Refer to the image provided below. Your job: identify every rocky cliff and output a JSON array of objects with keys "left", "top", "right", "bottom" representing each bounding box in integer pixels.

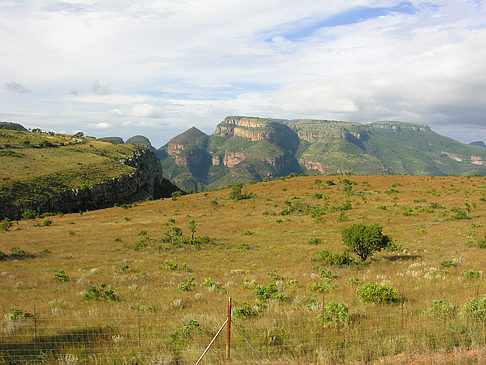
[
  {"left": 0, "top": 148, "right": 180, "bottom": 220},
  {"left": 159, "top": 116, "right": 486, "bottom": 191}
]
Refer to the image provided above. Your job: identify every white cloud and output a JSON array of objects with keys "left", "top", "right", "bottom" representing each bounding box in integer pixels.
[
  {"left": 92, "top": 80, "right": 111, "bottom": 95},
  {"left": 92, "top": 122, "right": 111, "bottom": 129},
  {"left": 109, "top": 108, "right": 123, "bottom": 117},
  {"left": 130, "top": 104, "right": 162, "bottom": 118},
  {"left": 0, "top": 0, "right": 485, "bottom": 144}
]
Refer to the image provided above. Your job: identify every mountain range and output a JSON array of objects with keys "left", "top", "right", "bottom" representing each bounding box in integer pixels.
[{"left": 100, "top": 116, "right": 486, "bottom": 192}]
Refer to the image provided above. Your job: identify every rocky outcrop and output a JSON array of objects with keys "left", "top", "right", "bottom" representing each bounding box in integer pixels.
[
  {"left": 223, "top": 152, "right": 247, "bottom": 168},
  {"left": 214, "top": 117, "right": 299, "bottom": 150},
  {"left": 0, "top": 148, "right": 180, "bottom": 220}
]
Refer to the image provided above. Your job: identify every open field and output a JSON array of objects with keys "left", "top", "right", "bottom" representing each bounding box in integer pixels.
[{"left": 1, "top": 175, "right": 486, "bottom": 364}]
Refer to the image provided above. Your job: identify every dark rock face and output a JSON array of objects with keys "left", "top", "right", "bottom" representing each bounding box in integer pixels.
[{"left": 0, "top": 148, "right": 180, "bottom": 220}]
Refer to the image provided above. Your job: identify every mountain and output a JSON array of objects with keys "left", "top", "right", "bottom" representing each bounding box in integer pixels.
[
  {"left": 470, "top": 141, "right": 486, "bottom": 148},
  {"left": 0, "top": 122, "right": 27, "bottom": 131},
  {"left": 158, "top": 116, "right": 486, "bottom": 191},
  {"left": 99, "top": 136, "right": 124, "bottom": 144}
]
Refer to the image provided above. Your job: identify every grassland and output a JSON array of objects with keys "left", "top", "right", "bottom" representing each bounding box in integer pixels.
[{"left": 1, "top": 175, "right": 486, "bottom": 364}]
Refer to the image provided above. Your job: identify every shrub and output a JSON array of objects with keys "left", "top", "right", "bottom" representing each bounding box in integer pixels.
[
  {"left": 462, "top": 269, "right": 481, "bottom": 279},
  {"left": 83, "top": 284, "right": 120, "bottom": 302},
  {"left": 461, "top": 295, "right": 486, "bottom": 321},
  {"left": 170, "top": 319, "right": 208, "bottom": 341},
  {"left": 356, "top": 282, "right": 398, "bottom": 304},
  {"left": 342, "top": 224, "right": 393, "bottom": 262},
  {"left": 53, "top": 269, "right": 69, "bottom": 282},
  {"left": 178, "top": 277, "right": 195, "bottom": 291},
  {"left": 449, "top": 207, "right": 470, "bottom": 220},
  {"left": 10, "top": 309, "right": 34, "bottom": 321},
  {"left": 308, "top": 237, "right": 321, "bottom": 245},
  {"left": 441, "top": 259, "right": 456, "bottom": 268},
  {"left": 229, "top": 184, "right": 253, "bottom": 201},
  {"left": 1, "top": 219, "right": 12, "bottom": 232},
  {"left": 474, "top": 235, "right": 486, "bottom": 249},
  {"left": 22, "top": 209, "right": 38, "bottom": 220},
  {"left": 314, "top": 250, "right": 354, "bottom": 267},
  {"left": 163, "top": 259, "right": 190, "bottom": 271},
  {"left": 202, "top": 277, "right": 220, "bottom": 290},
  {"left": 9, "top": 247, "right": 27, "bottom": 258},
  {"left": 233, "top": 301, "right": 256, "bottom": 319},
  {"left": 254, "top": 283, "right": 286, "bottom": 301},
  {"left": 427, "top": 299, "right": 455, "bottom": 320},
  {"left": 307, "top": 279, "right": 336, "bottom": 294},
  {"left": 318, "top": 302, "right": 350, "bottom": 328}
]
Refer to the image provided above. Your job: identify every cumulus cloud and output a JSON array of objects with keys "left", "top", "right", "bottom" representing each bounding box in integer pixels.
[
  {"left": 109, "top": 108, "right": 123, "bottom": 117},
  {"left": 130, "top": 104, "right": 162, "bottom": 118},
  {"left": 91, "top": 122, "right": 111, "bottom": 129},
  {"left": 92, "top": 80, "right": 111, "bottom": 95},
  {"left": 1, "top": 0, "right": 485, "bottom": 143},
  {"left": 3, "top": 82, "right": 30, "bottom": 94}
]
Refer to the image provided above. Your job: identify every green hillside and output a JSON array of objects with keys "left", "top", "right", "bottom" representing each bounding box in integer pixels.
[
  {"left": 0, "top": 129, "right": 156, "bottom": 215},
  {"left": 158, "top": 116, "right": 486, "bottom": 191}
]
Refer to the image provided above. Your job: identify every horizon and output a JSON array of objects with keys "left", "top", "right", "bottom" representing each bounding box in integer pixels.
[{"left": 1, "top": 0, "right": 485, "bottom": 147}]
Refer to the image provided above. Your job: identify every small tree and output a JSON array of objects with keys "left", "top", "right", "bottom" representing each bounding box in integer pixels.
[
  {"left": 342, "top": 224, "right": 392, "bottom": 262},
  {"left": 188, "top": 220, "right": 196, "bottom": 239}
]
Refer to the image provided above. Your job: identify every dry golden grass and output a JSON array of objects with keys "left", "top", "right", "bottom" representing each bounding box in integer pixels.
[{"left": 1, "top": 175, "right": 486, "bottom": 364}]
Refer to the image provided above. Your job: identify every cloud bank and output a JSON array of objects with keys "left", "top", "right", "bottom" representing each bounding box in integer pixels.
[{"left": 0, "top": 0, "right": 485, "bottom": 146}]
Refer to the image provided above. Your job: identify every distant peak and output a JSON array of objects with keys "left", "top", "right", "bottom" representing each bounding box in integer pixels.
[{"left": 169, "top": 126, "right": 207, "bottom": 145}]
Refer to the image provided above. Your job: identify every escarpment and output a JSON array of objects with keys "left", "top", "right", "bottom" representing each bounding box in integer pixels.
[{"left": 0, "top": 148, "right": 180, "bottom": 220}]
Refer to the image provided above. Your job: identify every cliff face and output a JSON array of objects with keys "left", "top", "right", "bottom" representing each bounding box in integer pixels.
[
  {"left": 159, "top": 116, "right": 486, "bottom": 191},
  {"left": 1, "top": 148, "right": 179, "bottom": 220},
  {"left": 215, "top": 116, "right": 299, "bottom": 149}
]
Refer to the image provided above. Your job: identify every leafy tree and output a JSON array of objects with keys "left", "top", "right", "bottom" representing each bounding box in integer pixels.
[{"left": 342, "top": 224, "right": 392, "bottom": 262}]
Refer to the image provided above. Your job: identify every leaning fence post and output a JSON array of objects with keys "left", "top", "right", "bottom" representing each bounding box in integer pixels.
[{"left": 226, "top": 297, "right": 232, "bottom": 362}]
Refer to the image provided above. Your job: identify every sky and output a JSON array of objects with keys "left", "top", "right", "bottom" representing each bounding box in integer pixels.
[{"left": 1, "top": 0, "right": 485, "bottom": 148}]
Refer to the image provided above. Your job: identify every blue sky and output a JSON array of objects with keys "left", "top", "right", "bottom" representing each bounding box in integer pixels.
[{"left": 1, "top": 0, "right": 485, "bottom": 147}]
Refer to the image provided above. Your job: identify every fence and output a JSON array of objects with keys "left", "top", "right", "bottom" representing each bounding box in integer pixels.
[{"left": 1, "top": 298, "right": 485, "bottom": 364}]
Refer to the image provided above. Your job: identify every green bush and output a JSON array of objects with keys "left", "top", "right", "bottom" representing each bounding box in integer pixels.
[
  {"left": 83, "top": 283, "right": 120, "bottom": 302},
  {"left": 178, "top": 277, "right": 195, "bottom": 291},
  {"left": 9, "top": 247, "right": 27, "bottom": 258},
  {"left": 461, "top": 295, "right": 486, "bottom": 321},
  {"left": 254, "top": 283, "right": 286, "bottom": 301},
  {"left": 53, "top": 269, "right": 69, "bottom": 282},
  {"left": 318, "top": 302, "right": 350, "bottom": 328},
  {"left": 462, "top": 269, "right": 481, "bottom": 279},
  {"left": 307, "top": 279, "right": 336, "bottom": 294},
  {"left": 233, "top": 301, "right": 256, "bottom": 319},
  {"left": 22, "top": 209, "right": 38, "bottom": 220},
  {"left": 441, "top": 259, "right": 456, "bottom": 268},
  {"left": 10, "top": 309, "right": 34, "bottom": 321},
  {"left": 1, "top": 219, "right": 12, "bottom": 232},
  {"left": 170, "top": 319, "right": 208, "bottom": 341},
  {"left": 342, "top": 224, "right": 393, "bottom": 262},
  {"left": 314, "top": 250, "right": 354, "bottom": 267},
  {"left": 356, "top": 282, "right": 398, "bottom": 304},
  {"left": 474, "top": 235, "right": 486, "bottom": 249},
  {"left": 427, "top": 299, "right": 455, "bottom": 320},
  {"left": 229, "top": 184, "right": 253, "bottom": 201},
  {"left": 308, "top": 237, "right": 321, "bottom": 245}
]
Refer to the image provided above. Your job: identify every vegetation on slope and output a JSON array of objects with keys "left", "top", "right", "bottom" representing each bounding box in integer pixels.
[{"left": 0, "top": 129, "right": 138, "bottom": 208}]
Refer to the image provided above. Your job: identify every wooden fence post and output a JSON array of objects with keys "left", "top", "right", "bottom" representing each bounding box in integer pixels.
[{"left": 226, "top": 297, "right": 232, "bottom": 362}]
